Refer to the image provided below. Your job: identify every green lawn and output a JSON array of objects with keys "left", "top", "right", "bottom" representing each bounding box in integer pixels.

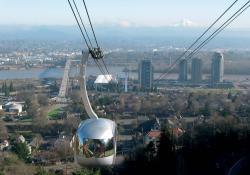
[{"left": 48, "top": 108, "right": 61, "bottom": 120}]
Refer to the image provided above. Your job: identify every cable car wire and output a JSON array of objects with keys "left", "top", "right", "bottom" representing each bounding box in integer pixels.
[
  {"left": 101, "top": 58, "right": 111, "bottom": 76},
  {"left": 67, "top": 0, "right": 91, "bottom": 50},
  {"left": 82, "top": 0, "right": 100, "bottom": 48},
  {"left": 185, "top": 2, "right": 250, "bottom": 61},
  {"left": 68, "top": 0, "right": 111, "bottom": 80},
  {"left": 94, "top": 59, "right": 106, "bottom": 76},
  {"left": 81, "top": 0, "right": 112, "bottom": 79},
  {"left": 72, "top": 0, "right": 94, "bottom": 49}
]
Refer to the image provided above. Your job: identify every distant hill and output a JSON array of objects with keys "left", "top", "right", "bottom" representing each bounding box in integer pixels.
[{"left": 0, "top": 25, "right": 250, "bottom": 49}]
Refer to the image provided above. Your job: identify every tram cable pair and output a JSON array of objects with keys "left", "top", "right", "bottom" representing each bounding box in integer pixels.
[
  {"left": 156, "top": 0, "right": 250, "bottom": 82},
  {"left": 68, "top": 0, "right": 111, "bottom": 78}
]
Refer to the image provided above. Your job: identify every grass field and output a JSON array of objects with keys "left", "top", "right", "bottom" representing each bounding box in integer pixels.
[{"left": 48, "top": 108, "right": 61, "bottom": 120}]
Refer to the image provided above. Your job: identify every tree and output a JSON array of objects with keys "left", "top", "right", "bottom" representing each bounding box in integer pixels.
[
  {"left": 27, "top": 99, "right": 39, "bottom": 118},
  {"left": 12, "top": 142, "right": 30, "bottom": 160},
  {"left": 3, "top": 81, "right": 10, "bottom": 97},
  {"left": 130, "top": 100, "right": 141, "bottom": 113},
  {"left": 190, "top": 100, "right": 200, "bottom": 115},
  {"left": 201, "top": 102, "right": 211, "bottom": 116},
  {"left": 33, "top": 108, "right": 48, "bottom": 128},
  {"left": 37, "top": 94, "right": 49, "bottom": 106},
  {"left": 156, "top": 124, "right": 175, "bottom": 174},
  {"left": 157, "top": 124, "right": 173, "bottom": 160},
  {"left": 35, "top": 166, "right": 54, "bottom": 175},
  {"left": 72, "top": 169, "right": 100, "bottom": 175},
  {"left": 119, "top": 95, "right": 125, "bottom": 112},
  {"left": 173, "top": 98, "right": 186, "bottom": 115},
  {"left": 31, "top": 134, "right": 44, "bottom": 150},
  {"left": 0, "top": 120, "right": 7, "bottom": 141},
  {"left": 17, "top": 90, "right": 34, "bottom": 103},
  {"left": 54, "top": 139, "right": 73, "bottom": 160},
  {"left": 9, "top": 81, "right": 14, "bottom": 92},
  {"left": 64, "top": 115, "right": 81, "bottom": 134}
]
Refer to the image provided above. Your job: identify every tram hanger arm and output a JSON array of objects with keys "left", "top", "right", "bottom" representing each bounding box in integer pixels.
[{"left": 79, "top": 51, "right": 99, "bottom": 119}]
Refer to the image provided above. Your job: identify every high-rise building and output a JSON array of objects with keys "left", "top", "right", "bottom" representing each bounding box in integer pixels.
[
  {"left": 191, "top": 58, "right": 202, "bottom": 83},
  {"left": 179, "top": 59, "right": 188, "bottom": 82},
  {"left": 139, "top": 60, "right": 153, "bottom": 90},
  {"left": 211, "top": 52, "right": 224, "bottom": 84}
]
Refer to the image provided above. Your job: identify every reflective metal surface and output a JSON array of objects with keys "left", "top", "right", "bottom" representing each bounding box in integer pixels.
[
  {"left": 77, "top": 118, "right": 116, "bottom": 139},
  {"left": 72, "top": 118, "right": 117, "bottom": 166},
  {"left": 78, "top": 137, "right": 114, "bottom": 158}
]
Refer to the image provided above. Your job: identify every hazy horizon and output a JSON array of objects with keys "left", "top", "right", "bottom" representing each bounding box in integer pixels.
[{"left": 0, "top": 0, "right": 250, "bottom": 28}]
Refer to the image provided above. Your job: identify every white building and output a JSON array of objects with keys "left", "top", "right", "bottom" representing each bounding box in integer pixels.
[
  {"left": 94, "top": 74, "right": 116, "bottom": 85},
  {"left": 94, "top": 74, "right": 118, "bottom": 90},
  {"left": 0, "top": 140, "right": 9, "bottom": 151},
  {"left": 4, "top": 102, "right": 23, "bottom": 114}
]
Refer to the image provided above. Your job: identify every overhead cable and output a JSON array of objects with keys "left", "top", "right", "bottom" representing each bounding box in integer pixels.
[
  {"left": 156, "top": 0, "right": 239, "bottom": 81},
  {"left": 185, "top": 1, "right": 250, "bottom": 60},
  {"left": 156, "top": 0, "right": 249, "bottom": 82},
  {"left": 72, "top": 0, "right": 94, "bottom": 48},
  {"left": 67, "top": 0, "right": 90, "bottom": 50}
]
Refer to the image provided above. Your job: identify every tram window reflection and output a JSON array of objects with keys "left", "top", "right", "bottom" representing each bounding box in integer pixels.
[{"left": 80, "top": 138, "right": 114, "bottom": 158}]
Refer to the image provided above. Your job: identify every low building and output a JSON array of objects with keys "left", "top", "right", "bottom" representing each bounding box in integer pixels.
[
  {"left": 94, "top": 74, "right": 117, "bottom": 85},
  {"left": 9, "top": 103, "right": 22, "bottom": 114},
  {"left": 137, "top": 118, "right": 161, "bottom": 134},
  {"left": 17, "top": 135, "right": 26, "bottom": 143},
  {"left": 94, "top": 74, "right": 118, "bottom": 91},
  {"left": 145, "top": 130, "right": 161, "bottom": 144},
  {"left": 4, "top": 102, "right": 23, "bottom": 115},
  {"left": 0, "top": 140, "right": 9, "bottom": 151}
]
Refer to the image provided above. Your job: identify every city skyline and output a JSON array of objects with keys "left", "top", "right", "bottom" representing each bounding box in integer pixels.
[{"left": 0, "top": 0, "right": 250, "bottom": 28}]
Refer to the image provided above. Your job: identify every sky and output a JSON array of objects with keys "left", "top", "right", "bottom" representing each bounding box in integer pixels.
[{"left": 0, "top": 0, "right": 249, "bottom": 28}]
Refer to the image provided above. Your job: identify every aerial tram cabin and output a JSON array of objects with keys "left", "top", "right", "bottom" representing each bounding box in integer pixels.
[{"left": 71, "top": 52, "right": 117, "bottom": 166}]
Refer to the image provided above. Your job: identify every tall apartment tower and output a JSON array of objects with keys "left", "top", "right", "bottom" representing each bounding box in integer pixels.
[
  {"left": 191, "top": 58, "right": 202, "bottom": 83},
  {"left": 139, "top": 60, "right": 153, "bottom": 90},
  {"left": 211, "top": 52, "right": 224, "bottom": 84},
  {"left": 179, "top": 59, "right": 188, "bottom": 82}
]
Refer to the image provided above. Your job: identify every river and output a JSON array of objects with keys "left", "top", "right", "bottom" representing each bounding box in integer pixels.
[{"left": 0, "top": 66, "right": 249, "bottom": 82}]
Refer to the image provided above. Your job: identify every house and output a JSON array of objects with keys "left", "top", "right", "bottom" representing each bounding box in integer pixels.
[
  {"left": 0, "top": 140, "right": 9, "bottom": 151},
  {"left": 9, "top": 103, "right": 22, "bottom": 114},
  {"left": 137, "top": 118, "right": 161, "bottom": 134},
  {"left": 4, "top": 102, "right": 23, "bottom": 115},
  {"left": 17, "top": 135, "right": 26, "bottom": 143},
  {"left": 145, "top": 130, "right": 161, "bottom": 144},
  {"left": 172, "top": 127, "right": 184, "bottom": 138}
]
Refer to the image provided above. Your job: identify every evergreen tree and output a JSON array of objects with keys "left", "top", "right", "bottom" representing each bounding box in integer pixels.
[
  {"left": 12, "top": 142, "right": 30, "bottom": 160},
  {"left": 156, "top": 124, "right": 176, "bottom": 174},
  {"left": 4, "top": 81, "right": 9, "bottom": 97},
  {"left": 9, "top": 81, "right": 14, "bottom": 92}
]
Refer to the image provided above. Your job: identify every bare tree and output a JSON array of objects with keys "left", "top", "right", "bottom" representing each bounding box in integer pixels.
[
  {"left": 33, "top": 108, "right": 48, "bottom": 128},
  {"left": 54, "top": 139, "right": 73, "bottom": 160},
  {"left": 64, "top": 115, "right": 81, "bottom": 134},
  {"left": 27, "top": 98, "right": 39, "bottom": 118},
  {"left": 37, "top": 94, "right": 49, "bottom": 106},
  {"left": 0, "top": 120, "right": 7, "bottom": 141},
  {"left": 119, "top": 95, "right": 125, "bottom": 112}
]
